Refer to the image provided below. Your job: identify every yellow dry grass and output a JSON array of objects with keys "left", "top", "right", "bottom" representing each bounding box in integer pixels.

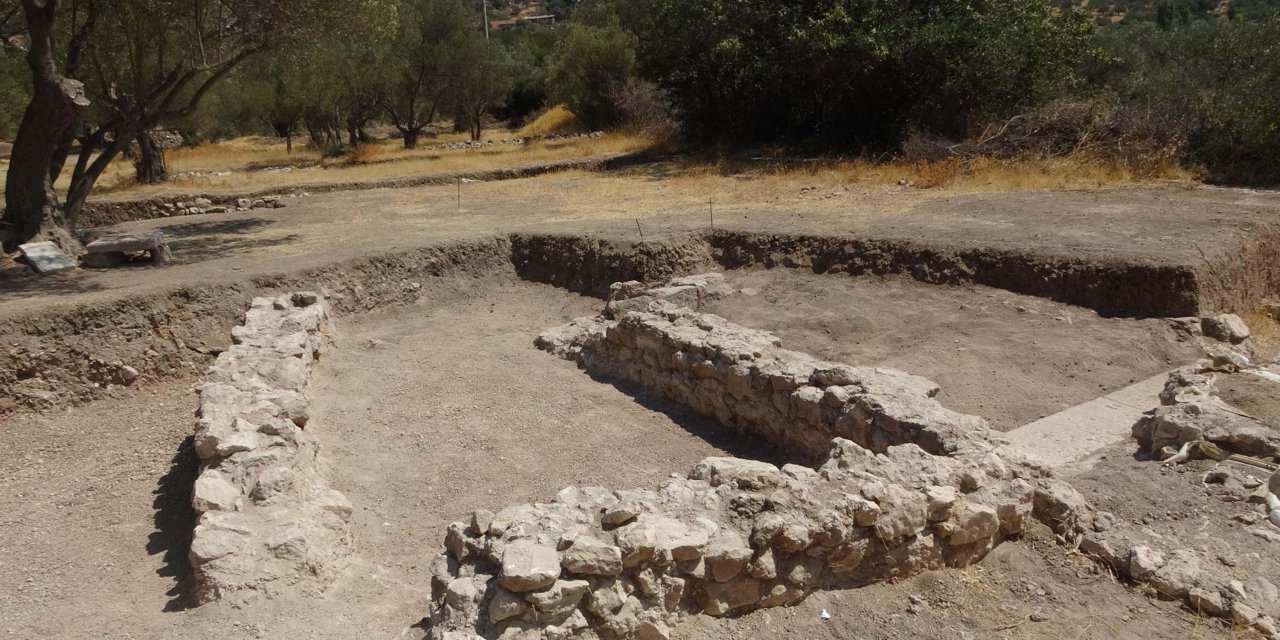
[
  {"left": 486, "top": 151, "right": 1201, "bottom": 227},
  {"left": 662, "top": 153, "right": 1198, "bottom": 193},
  {"left": 33, "top": 129, "right": 652, "bottom": 200},
  {"left": 516, "top": 105, "right": 582, "bottom": 137}
]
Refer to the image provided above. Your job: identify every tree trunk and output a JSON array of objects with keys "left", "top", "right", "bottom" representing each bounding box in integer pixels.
[
  {"left": 134, "top": 129, "right": 169, "bottom": 184},
  {"left": 65, "top": 130, "right": 134, "bottom": 230},
  {"left": 1, "top": 0, "right": 88, "bottom": 256},
  {"left": 403, "top": 128, "right": 420, "bottom": 149},
  {"left": 347, "top": 121, "right": 359, "bottom": 149}
]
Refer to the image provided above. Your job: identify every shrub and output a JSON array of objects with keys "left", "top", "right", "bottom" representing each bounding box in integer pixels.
[
  {"left": 546, "top": 23, "right": 637, "bottom": 129},
  {"left": 609, "top": 78, "right": 678, "bottom": 140}
]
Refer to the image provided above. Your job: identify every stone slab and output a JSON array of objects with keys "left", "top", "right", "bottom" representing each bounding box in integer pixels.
[
  {"left": 18, "top": 241, "right": 76, "bottom": 273},
  {"left": 1004, "top": 371, "right": 1173, "bottom": 469}
]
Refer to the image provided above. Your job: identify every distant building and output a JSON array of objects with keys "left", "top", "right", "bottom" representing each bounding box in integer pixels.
[{"left": 489, "top": 14, "right": 557, "bottom": 31}]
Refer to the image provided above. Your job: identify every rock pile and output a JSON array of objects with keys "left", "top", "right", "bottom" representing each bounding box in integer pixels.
[
  {"left": 1134, "top": 362, "right": 1280, "bottom": 460},
  {"left": 537, "top": 274, "right": 1000, "bottom": 460},
  {"left": 428, "top": 438, "right": 1070, "bottom": 640},
  {"left": 188, "top": 291, "right": 352, "bottom": 603}
]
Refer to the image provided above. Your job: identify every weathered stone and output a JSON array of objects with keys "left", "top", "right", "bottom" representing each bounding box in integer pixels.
[
  {"left": 500, "top": 541, "right": 561, "bottom": 592},
  {"left": 873, "top": 484, "right": 929, "bottom": 540},
  {"left": 939, "top": 501, "right": 999, "bottom": 546},
  {"left": 527, "top": 579, "right": 590, "bottom": 618},
  {"left": 925, "top": 485, "right": 957, "bottom": 522},
  {"left": 1203, "top": 314, "right": 1251, "bottom": 344},
  {"left": 703, "top": 578, "right": 761, "bottom": 615},
  {"left": 187, "top": 293, "right": 349, "bottom": 604},
  {"left": 193, "top": 469, "right": 240, "bottom": 512},
  {"left": 704, "top": 534, "right": 753, "bottom": 582},
  {"left": 1149, "top": 550, "right": 1201, "bottom": 598},
  {"left": 1188, "top": 587, "right": 1225, "bottom": 616},
  {"left": 1129, "top": 546, "right": 1165, "bottom": 580},
  {"left": 690, "top": 458, "right": 782, "bottom": 490},
  {"left": 561, "top": 536, "right": 624, "bottom": 577}
]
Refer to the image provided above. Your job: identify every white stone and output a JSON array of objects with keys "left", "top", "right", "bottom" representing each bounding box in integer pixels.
[{"left": 500, "top": 541, "right": 561, "bottom": 592}]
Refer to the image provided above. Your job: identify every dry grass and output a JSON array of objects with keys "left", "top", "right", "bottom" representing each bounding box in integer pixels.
[
  {"left": 517, "top": 105, "right": 582, "bottom": 137},
  {"left": 19, "top": 129, "right": 652, "bottom": 200},
  {"left": 666, "top": 153, "right": 1198, "bottom": 193}
]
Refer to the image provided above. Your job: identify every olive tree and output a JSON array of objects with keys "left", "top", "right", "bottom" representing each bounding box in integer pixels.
[
  {"left": 1, "top": 0, "right": 349, "bottom": 254},
  {"left": 380, "top": 0, "right": 477, "bottom": 148}
]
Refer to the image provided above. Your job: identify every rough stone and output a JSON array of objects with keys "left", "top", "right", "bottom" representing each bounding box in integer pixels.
[
  {"left": 500, "top": 541, "right": 562, "bottom": 592},
  {"left": 561, "top": 536, "right": 623, "bottom": 577}
]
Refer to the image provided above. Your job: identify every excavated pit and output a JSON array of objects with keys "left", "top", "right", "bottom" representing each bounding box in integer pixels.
[{"left": 3, "top": 230, "right": 1279, "bottom": 639}]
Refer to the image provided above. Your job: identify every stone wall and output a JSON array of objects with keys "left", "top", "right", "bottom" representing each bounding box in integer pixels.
[
  {"left": 428, "top": 438, "right": 1068, "bottom": 640},
  {"left": 426, "top": 276, "right": 1080, "bottom": 639},
  {"left": 537, "top": 275, "right": 1001, "bottom": 461},
  {"left": 187, "top": 292, "right": 353, "bottom": 603},
  {"left": 1133, "top": 357, "right": 1280, "bottom": 461}
]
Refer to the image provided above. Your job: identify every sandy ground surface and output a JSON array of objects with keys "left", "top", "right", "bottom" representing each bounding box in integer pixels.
[
  {"left": 702, "top": 269, "right": 1201, "bottom": 430},
  {"left": 2, "top": 168, "right": 1277, "bottom": 315},
  {"left": 0, "top": 274, "right": 1255, "bottom": 639}
]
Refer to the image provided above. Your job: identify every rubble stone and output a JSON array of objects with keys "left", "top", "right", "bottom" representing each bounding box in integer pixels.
[{"left": 187, "top": 292, "right": 351, "bottom": 603}]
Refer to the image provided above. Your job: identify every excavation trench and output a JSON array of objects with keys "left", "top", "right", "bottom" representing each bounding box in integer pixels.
[
  {"left": 3, "top": 227, "right": 1261, "bottom": 416},
  {"left": 2, "top": 229, "right": 1274, "bottom": 638}
]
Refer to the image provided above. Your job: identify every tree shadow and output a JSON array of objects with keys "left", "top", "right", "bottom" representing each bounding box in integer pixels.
[
  {"left": 155, "top": 218, "right": 302, "bottom": 264},
  {"left": 0, "top": 264, "right": 108, "bottom": 299},
  {"left": 586, "top": 371, "right": 801, "bottom": 468},
  {"left": 146, "top": 435, "right": 199, "bottom": 611}
]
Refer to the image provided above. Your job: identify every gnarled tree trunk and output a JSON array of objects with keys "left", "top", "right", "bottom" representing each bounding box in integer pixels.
[
  {"left": 134, "top": 129, "right": 169, "bottom": 184},
  {"left": 1, "top": 0, "right": 88, "bottom": 256}
]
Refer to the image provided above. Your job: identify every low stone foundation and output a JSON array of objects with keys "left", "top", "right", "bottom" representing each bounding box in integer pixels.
[
  {"left": 426, "top": 277, "right": 1079, "bottom": 639},
  {"left": 428, "top": 438, "right": 1074, "bottom": 640},
  {"left": 537, "top": 274, "right": 1000, "bottom": 461},
  {"left": 426, "top": 275, "right": 1280, "bottom": 638},
  {"left": 187, "top": 292, "right": 353, "bottom": 603},
  {"left": 1134, "top": 363, "right": 1280, "bottom": 460}
]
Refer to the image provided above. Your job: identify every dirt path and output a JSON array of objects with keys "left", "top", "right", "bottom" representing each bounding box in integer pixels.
[
  {"left": 3, "top": 176, "right": 1277, "bottom": 317},
  {"left": 702, "top": 269, "right": 1200, "bottom": 430}
]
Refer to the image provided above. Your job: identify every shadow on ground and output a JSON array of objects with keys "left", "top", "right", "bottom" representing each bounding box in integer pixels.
[
  {"left": 0, "top": 266, "right": 107, "bottom": 300},
  {"left": 148, "top": 435, "right": 199, "bottom": 611},
  {"left": 593, "top": 373, "right": 799, "bottom": 468},
  {"left": 157, "top": 218, "right": 301, "bottom": 264}
]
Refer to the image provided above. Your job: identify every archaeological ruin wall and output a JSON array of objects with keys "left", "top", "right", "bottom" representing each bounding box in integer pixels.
[{"left": 187, "top": 292, "right": 353, "bottom": 602}]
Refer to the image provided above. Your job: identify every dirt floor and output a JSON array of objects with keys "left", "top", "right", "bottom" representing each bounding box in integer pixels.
[
  {"left": 0, "top": 273, "right": 1254, "bottom": 639},
  {"left": 2, "top": 164, "right": 1278, "bottom": 639},
  {"left": 701, "top": 269, "right": 1201, "bottom": 431}
]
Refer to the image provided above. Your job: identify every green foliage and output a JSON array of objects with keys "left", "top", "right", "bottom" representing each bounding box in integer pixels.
[
  {"left": 492, "top": 27, "right": 558, "bottom": 121},
  {"left": 546, "top": 23, "right": 636, "bottom": 128},
  {"left": 450, "top": 36, "right": 516, "bottom": 139},
  {"left": 0, "top": 49, "right": 27, "bottom": 139},
  {"left": 381, "top": 0, "right": 482, "bottom": 145},
  {"left": 1095, "top": 16, "right": 1280, "bottom": 182},
  {"left": 595, "top": 0, "right": 1097, "bottom": 147}
]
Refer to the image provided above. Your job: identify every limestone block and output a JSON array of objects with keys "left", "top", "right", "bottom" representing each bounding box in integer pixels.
[{"left": 500, "top": 541, "right": 561, "bottom": 592}]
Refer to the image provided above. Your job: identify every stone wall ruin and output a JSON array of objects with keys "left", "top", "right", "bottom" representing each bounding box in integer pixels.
[
  {"left": 428, "top": 438, "right": 1072, "bottom": 640},
  {"left": 425, "top": 274, "right": 1280, "bottom": 639},
  {"left": 536, "top": 274, "right": 1002, "bottom": 461},
  {"left": 187, "top": 292, "right": 353, "bottom": 602},
  {"left": 424, "top": 275, "right": 1090, "bottom": 640}
]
